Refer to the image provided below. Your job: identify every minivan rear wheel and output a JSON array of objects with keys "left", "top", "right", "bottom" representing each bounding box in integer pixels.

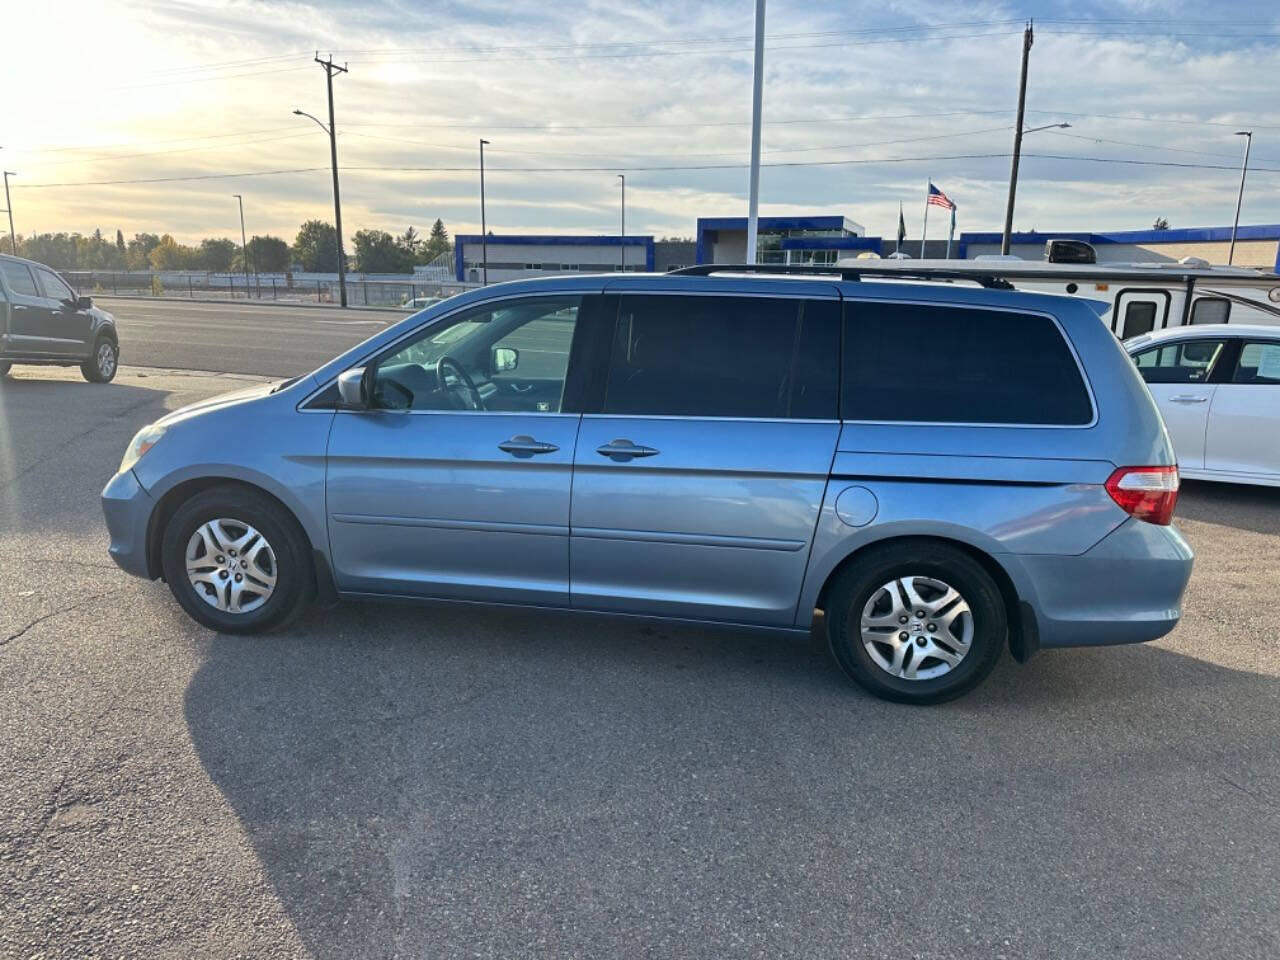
[
  {"left": 826, "top": 542, "right": 1006, "bottom": 704},
  {"left": 160, "top": 486, "right": 312, "bottom": 633}
]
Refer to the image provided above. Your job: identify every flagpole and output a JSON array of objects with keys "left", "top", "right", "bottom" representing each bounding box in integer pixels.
[
  {"left": 946, "top": 205, "right": 956, "bottom": 259},
  {"left": 920, "top": 180, "right": 930, "bottom": 259},
  {"left": 896, "top": 202, "right": 903, "bottom": 254}
]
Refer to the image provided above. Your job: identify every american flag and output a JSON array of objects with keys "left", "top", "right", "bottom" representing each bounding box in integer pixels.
[{"left": 927, "top": 182, "right": 955, "bottom": 210}]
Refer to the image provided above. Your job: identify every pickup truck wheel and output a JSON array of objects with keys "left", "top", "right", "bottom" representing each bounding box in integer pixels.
[
  {"left": 81, "top": 338, "right": 118, "bottom": 383},
  {"left": 826, "top": 542, "right": 1006, "bottom": 705},
  {"left": 160, "top": 486, "right": 313, "bottom": 634},
  {"left": 0, "top": 361, "right": 11, "bottom": 377}
]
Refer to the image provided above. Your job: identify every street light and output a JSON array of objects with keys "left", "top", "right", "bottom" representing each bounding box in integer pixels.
[
  {"left": 479, "top": 138, "right": 490, "bottom": 286},
  {"left": 232, "top": 194, "right": 251, "bottom": 297},
  {"left": 617, "top": 174, "right": 625, "bottom": 272},
  {"left": 1001, "top": 121, "right": 1071, "bottom": 253},
  {"left": 1229, "top": 130, "right": 1252, "bottom": 266},
  {"left": 294, "top": 100, "right": 348, "bottom": 307}
]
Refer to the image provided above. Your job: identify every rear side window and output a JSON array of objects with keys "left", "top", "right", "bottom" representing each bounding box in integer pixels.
[
  {"left": 1, "top": 261, "right": 39, "bottom": 297},
  {"left": 1191, "top": 297, "right": 1230, "bottom": 325},
  {"left": 603, "top": 294, "right": 839, "bottom": 419},
  {"left": 1233, "top": 341, "right": 1280, "bottom": 384},
  {"left": 842, "top": 302, "right": 1093, "bottom": 425}
]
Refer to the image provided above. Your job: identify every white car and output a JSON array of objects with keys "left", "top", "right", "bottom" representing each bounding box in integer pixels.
[{"left": 1126, "top": 323, "right": 1280, "bottom": 487}]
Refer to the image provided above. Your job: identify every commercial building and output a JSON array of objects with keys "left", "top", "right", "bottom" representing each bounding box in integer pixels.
[
  {"left": 695, "top": 215, "right": 868, "bottom": 265},
  {"left": 454, "top": 234, "right": 653, "bottom": 283}
]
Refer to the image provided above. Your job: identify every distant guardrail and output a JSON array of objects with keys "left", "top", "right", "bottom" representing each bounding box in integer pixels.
[{"left": 62, "top": 271, "right": 453, "bottom": 308}]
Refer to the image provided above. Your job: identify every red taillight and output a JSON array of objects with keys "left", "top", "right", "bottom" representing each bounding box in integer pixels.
[{"left": 1105, "top": 465, "right": 1180, "bottom": 525}]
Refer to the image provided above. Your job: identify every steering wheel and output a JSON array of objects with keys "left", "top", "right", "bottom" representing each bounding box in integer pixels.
[{"left": 436, "top": 355, "right": 484, "bottom": 410}]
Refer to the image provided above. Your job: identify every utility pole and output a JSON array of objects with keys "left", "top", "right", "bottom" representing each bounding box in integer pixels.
[
  {"left": 2, "top": 170, "right": 15, "bottom": 255},
  {"left": 313, "top": 54, "right": 349, "bottom": 306},
  {"left": 745, "top": 0, "right": 766, "bottom": 264},
  {"left": 1229, "top": 130, "right": 1252, "bottom": 265},
  {"left": 618, "top": 174, "right": 626, "bottom": 271},
  {"left": 480, "top": 138, "right": 490, "bottom": 285},
  {"left": 1001, "top": 20, "right": 1034, "bottom": 255},
  {"left": 232, "top": 194, "right": 250, "bottom": 296}
]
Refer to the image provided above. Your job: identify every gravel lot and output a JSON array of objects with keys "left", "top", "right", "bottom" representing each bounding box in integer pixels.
[{"left": 1, "top": 365, "right": 1278, "bottom": 959}]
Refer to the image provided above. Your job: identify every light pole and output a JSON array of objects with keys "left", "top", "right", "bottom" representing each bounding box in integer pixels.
[
  {"left": 295, "top": 53, "right": 349, "bottom": 307},
  {"left": 618, "top": 174, "right": 625, "bottom": 272},
  {"left": 745, "top": 0, "right": 766, "bottom": 264},
  {"left": 1001, "top": 121, "right": 1070, "bottom": 253},
  {"left": 1229, "top": 130, "right": 1252, "bottom": 266},
  {"left": 2, "top": 170, "right": 15, "bottom": 255},
  {"left": 232, "top": 194, "right": 250, "bottom": 296},
  {"left": 479, "top": 138, "right": 490, "bottom": 286}
]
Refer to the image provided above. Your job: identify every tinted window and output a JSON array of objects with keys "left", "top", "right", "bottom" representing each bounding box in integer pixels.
[
  {"left": 1233, "top": 341, "right": 1280, "bottom": 384},
  {"left": 1121, "top": 301, "right": 1157, "bottom": 338},
  {"left": 1191, "top": 297, "right": 1230, "bottom": 325},
  {"left": 603, "top": 295, "right": 839, "bottom": 419},
  {"left": 842, "top": 302, "right": 1093, "bottom": 425},
  {"left": 1, "top": 261, "right": 39, "bottom": 297},
  {"left": 36, "top": 267, "right": 75, "bottom": 302},
  {"left": 1131, "top": 339, "right": 1225, "bottom": 384}
]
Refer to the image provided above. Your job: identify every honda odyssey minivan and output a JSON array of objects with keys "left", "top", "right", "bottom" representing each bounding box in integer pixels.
[{"left": 103, "top": 267, "right": 1193, "bottom": 703}]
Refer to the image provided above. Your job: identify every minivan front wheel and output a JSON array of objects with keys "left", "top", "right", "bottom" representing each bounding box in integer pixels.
[
  {"left": 82, "top": 338, "right": 118, "bottom": 383},
  {"left": 160, "top": 486, "right": 312, "bottom": 633},
  {"left": 826, "top": 542, "right": 1006, "bottom": 704}
]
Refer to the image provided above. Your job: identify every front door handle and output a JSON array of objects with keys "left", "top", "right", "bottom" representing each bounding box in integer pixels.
[
  {"left": 498, "top": 435, "right": 560, "bottom": 458},
  {"left": 597, "top": 439, "right": 660, "bottom": 462},
  {"left": 1170, "top": 395, "right": 1209, "bottom": 403}
]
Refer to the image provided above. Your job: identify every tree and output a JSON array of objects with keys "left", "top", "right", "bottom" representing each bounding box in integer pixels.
[
  {"left": 292, "top": 220, "right": 338, "bottom": 272},
  {"left": 149, "top": 234, "right": 195, "bottom": 270},
  {"left": 242, "top": 234, "right": 290, "bottom": 272},
  {"left": 422, "top": 218, "right": 451, "bottom": 262},
  {"left": 127, "top": 233, "right": 161, "bottom": 270},
  {"left": 19, "top": 233, "right": 79, "bottom": 269},
  {"left": 398, "top": 226, "right": 421, "bottom": 255},
  {"left": 116, "top": 230, "right": 126, "bottom": 255},
  {"left": 1152, "top": 217, "right": 1170, "bottom": 230},
  {"left": 352, "top": 228, "right": 414, "bottom": 273},
  {"left": 196, "top": 237, "right": 237, "bottom": 272}
]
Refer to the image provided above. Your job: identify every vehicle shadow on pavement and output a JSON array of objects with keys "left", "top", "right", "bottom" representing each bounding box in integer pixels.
[
  {"left": 184, "top": 602, "right": 1280, "bottom": 959},
  {"left": 1175, "top": 479, "right": 1280, "bottom": 535},
  {"left": 0, "top": 375, "right": 174, "bottom": 538}
]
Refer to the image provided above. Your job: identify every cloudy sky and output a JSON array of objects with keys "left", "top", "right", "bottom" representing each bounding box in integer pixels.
[{"left": 3, "top": 0, "right": 1278, "bottom": 248}]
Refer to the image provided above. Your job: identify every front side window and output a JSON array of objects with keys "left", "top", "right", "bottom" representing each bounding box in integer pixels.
[
  {"left": 1233, "top": 341, "right": 1280, "bottom": 384},
  {"left": 369, "top": 296, "right": 581, "bottom": 412},
  {"left": 1191, "top": 297, "right": 1230, "bottom": 325},
  {"left": 0, "top": 261, "right": 39, "bottom": 297},
  {"left": 842, "top": 302, "right": 1094, "bottom": 425},
  {"left": 36, "top": 268, "right": 75, "bottom": 302},
  {"left": 1131, "top": 339, "right": 1226, "bottom": 384},
  {"left": 602, "top": 294, "right": 840, "bottom": 419}
]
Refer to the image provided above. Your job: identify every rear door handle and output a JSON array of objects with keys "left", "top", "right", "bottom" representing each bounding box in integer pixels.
[
  {"left": 1170, "top": 395, "right": 1209, "bottom": 403},
  {"left": 498, "top": 435, "right": 560, "bottom": 458},
  {"left": 596, "top": 439, "right": 659, "bottom": 461}
]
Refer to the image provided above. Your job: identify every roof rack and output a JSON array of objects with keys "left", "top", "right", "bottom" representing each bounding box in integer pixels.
[{"left": 669, "top": 263, "right": 1015, "bottom": 290}]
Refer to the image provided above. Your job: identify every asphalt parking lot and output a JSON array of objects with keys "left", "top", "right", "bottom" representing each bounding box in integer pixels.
[{"left": 2, "top": 365, "right": 1279, "bottom": 959}]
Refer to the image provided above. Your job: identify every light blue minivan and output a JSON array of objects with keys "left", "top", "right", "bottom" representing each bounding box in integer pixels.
[{"left": 102, "top": 267, "right": 1193, "bottom": 703}]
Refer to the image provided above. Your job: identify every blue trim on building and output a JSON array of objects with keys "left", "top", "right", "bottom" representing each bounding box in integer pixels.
[
  {"left": 695, "top": 215, "right": 864, "bottom": 264},
  {"left": 454, "top": 234, "right": 655, "bottom": 281},
  {"left": 960, "top": 224, "right": 1280, "bottom": 247}
]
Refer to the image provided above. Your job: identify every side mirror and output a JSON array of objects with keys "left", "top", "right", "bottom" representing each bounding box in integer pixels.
[
  {"left": 337, "top": 367, "right": 367, "bottom": 408},
  {"left": 491, "top": 346, "right": 519, "bottom": 374},
  {"left": 76, "top": 295, "right": 93, "bottom": 310}
]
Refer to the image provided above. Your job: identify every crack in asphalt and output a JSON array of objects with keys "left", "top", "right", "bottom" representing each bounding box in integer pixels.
[{"left": 2, "top": 590, "right": 124, "bottom": 646}]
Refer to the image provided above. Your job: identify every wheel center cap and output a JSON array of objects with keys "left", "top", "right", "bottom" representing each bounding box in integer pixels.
[{"left": 910, "top": 620, "right": 924, "bottom": 633}]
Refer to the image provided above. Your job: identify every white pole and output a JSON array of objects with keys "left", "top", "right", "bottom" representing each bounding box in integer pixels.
[
  {"left": 946, "top": 206, "right": 955, "bottom": 259},
  {"left": 745, "top": 0, "right": 766, "bottom": 264},
  {"left": 920, "top": 180, "right": 930, "bottom": 259}
]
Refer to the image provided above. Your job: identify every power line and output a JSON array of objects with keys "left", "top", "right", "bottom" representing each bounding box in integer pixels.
[{"left": 34, "top": 132, "right": 321, "bottom": 168}]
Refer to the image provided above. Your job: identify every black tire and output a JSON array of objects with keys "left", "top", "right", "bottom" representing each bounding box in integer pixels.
[
  {"left": 160, "top": 485, "right": 313, "bottom": 634},
  {"left": 826, "top": 541, "right": 1007, "bottom": 705},
  {"left": 81, "top": 337, "right": 119, "bottom": 383},
  {"left": 0, "top": 361, "right": 11, "bottom": 377}
]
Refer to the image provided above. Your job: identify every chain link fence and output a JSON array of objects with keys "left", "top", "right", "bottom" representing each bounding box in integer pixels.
[{"left": 63, "top": 272, "right": 452, "bottom": 309}]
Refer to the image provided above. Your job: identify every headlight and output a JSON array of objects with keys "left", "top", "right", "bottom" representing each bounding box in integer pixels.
[{"left": 119, "top": 423, "right": 167, "bottom": 473}]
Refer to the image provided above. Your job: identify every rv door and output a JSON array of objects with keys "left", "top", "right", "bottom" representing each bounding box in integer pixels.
[{"left": 1113, "top": 288, "right": 1172, "bottom": 338}]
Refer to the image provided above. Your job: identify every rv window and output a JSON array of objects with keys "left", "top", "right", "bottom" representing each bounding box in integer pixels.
[
  {"left": 1191, "top": 297, "right": 1230, "bottom": 325},
  {"left": 1121, "top": 302, "right": 1157, "bottom": 338}
]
